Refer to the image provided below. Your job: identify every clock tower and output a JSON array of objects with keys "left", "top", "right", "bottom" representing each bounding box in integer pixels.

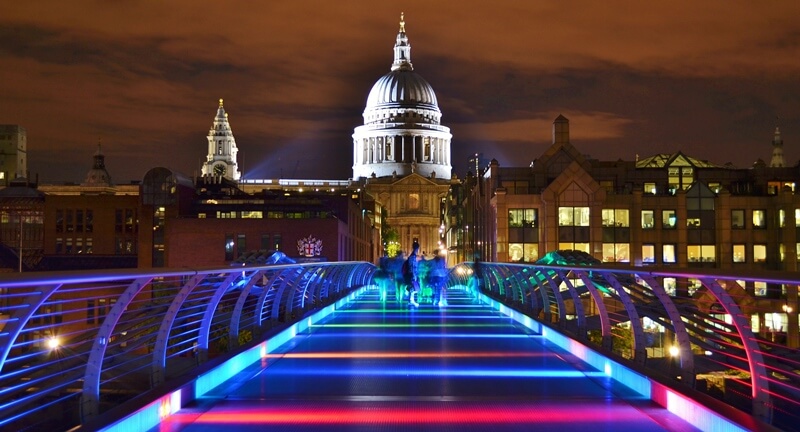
[{"left": 201, "top": 99, "right": 241, "bottom": 180}]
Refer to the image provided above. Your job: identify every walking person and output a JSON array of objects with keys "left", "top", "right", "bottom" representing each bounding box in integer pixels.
[
  {"left": 375, "top": 255, "right": 393, "bottom": 302},
  {"left": 428, "top": 250, "right": 448, "bottom": 307},
  {"left": 402, "top": 242, "right": 421, "bottom": 307},
  {"left": 471, "top": 251, "right": 483, "bottom": 298}
]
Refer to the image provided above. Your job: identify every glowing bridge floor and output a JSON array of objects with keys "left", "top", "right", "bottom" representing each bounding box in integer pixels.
[{"left": 154, "top": 288, "right": 700, "bottom": 432}]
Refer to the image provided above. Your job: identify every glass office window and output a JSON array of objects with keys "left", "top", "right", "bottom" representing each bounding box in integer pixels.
[
  {"left": 642, "top": 210, "right": 654, "bottom": 229},
  {"left": 731, "top": 209, "right": 745, "bottom": 229},
  {"left": 733, "top": 244, "right": 746, "bottom": 263},
  {"left": 663, "top": 244, "right": 676, "bottom": 263},
  {"left": 753, "top": 244, "right": 767, "bottom": 262},
  {"left": 662, "top": 210, "right": 677, "bottom": 229},
  {"left": 642, "top": 244, "right": 655, "bottom": 263},
  {"left": 753, "top": 210, "right": 767, "bottom": 228}
]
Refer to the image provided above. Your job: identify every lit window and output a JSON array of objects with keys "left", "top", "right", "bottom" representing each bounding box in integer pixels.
[
  {"left": 733, "top": 244, "right": 745, "bottom": 263},
  {"left": 663, "top": 277, "right": 677, "bottom": 296},
  {"left": 641, "top": 210, "right": 654, "bottom": 229},
  {"left": 753, "top": 210, "right": 767, "bottom": 228},
  {"left": 642, "top": 244, "right": 655, "bottom": 263},
  {"left": 753, "top": 244, "right": 767, "bottom": 263},
  {"left": 663, "top": 244, "right": 676, "bottom": 263},
  {"left": 687, "top": 245, "right": 715, "bottom": 263},
  {"left": 602, "top": 209, "right": 629, "bottom": 227},
  {"left": 662, "top": 210, "right": 677, "bottom": 229},
  {"left": 508, "top": 243, "right": 538, "bottom": 262},
  {"left": 558, "top": 242, "right": 590, "bottom": 253},
  {"left": 558, "top": 207, "right": 589, "bottom": 226},
  {"left": 602, "top": 243, "right": 629, "bottom": 263},
  {"left": 408, "top": 193, "right": 420, "bottom": 210}
]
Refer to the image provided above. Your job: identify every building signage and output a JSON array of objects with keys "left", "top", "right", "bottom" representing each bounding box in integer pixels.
[{"left": 297, "top": 235, "right": 323, "bottom": 257}]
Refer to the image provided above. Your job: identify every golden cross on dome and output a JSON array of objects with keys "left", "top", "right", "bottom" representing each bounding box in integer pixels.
[
  {"left": 219, "top": 98, "right": 224, "bottom": 107},
  {"left": 399, "top": 12, "right": 405, "bottom": 32}
]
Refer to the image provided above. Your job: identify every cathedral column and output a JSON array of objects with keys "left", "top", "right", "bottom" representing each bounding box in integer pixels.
[
  {"left": 369, "top": 138, "right": 374, "bottom": 164},
  {"left": 446, "top": 139, "right": 451, "bottom": 165}
]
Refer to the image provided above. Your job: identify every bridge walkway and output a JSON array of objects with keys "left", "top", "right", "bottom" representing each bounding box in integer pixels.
[{"left": 153, "top": 287, "right": 700, "bottom": 431}]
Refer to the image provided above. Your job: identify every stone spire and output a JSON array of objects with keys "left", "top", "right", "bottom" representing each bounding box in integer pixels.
[
  {"left": 82, "top": 141, "right": 113, "bottom": 186},
  {"left": 770, "top": 126, "right": 784, "bottom": 168},
  {"left": 391, "top": 12, "right": 413, "bottom": 71}
]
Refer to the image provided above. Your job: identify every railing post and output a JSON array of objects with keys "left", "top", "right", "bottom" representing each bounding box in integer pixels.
[{"left": 699, "top": 278, "right": 772, "bottom": 423}]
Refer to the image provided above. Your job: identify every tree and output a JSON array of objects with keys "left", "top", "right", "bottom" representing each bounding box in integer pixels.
[{"left": 381, "top": 208, "right": 401, "bottom": 257}]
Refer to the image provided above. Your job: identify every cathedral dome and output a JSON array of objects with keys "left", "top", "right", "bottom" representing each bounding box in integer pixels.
[
  {"left": 361, "top": 13, "right": 443, "bottom": 126},
  {"left": 365, "top": 70, "right": 439, "bottom": 112},
  {"left": 82, "top": 144, "right": 113, "bottom": 187},
  {"left": 352, "top": 14, "right": 452, "bottom": 181}
]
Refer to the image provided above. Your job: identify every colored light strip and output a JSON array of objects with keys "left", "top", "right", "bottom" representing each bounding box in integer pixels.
[
  {"left": 258, "top": 368, "right": 588, "bottom": 378},
  {"left": 310, "top": 323, "right": 513, "bottom": 328},
  {"left": 262, "top": 351, "right": 555, "bottom": 359},
  {"left": 326, "top": 315, "right": 510, "bottom": 320},
  {"left": 171, "top": 404, "right": 652, "bottom": 425},
  {"left": 333, "top": 309, "right": 490, "bottom": 313},
  {"left": 310, "top": 332, "right": 539, "bottom": 338}
]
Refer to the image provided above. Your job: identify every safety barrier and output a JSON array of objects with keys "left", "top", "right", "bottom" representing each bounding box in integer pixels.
[
  {"left": 3, "top": 257, "right": 799, "bottom": 431},
  {"left": 448, "top": 258, "right": 800, "bottom": 431},
  {"left": 0, "top": 262, "right": 376, "bottom": 431}
]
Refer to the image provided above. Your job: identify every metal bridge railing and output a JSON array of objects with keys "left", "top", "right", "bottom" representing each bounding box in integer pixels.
[
  {"left": 0, "top": 261, "right": 376, "bottom": 431},
  {"left": 448, "top": 260, "right": 800, "bottom": 431}
]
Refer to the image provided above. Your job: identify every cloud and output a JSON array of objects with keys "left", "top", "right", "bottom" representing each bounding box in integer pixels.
[
  {"left": 452, "top": 112, "right": 633, "bottom": 143},
  {"left": 2, "top": 1, "right": 800, "bottom": 183}
]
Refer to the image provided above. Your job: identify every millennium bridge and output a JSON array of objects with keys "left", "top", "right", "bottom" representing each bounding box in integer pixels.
[{"left": 1, "top": 253, "right": 798, "bottom": 431}]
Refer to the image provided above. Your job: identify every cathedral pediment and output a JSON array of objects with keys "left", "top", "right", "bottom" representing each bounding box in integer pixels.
[{"left": 390, "top": 173, "right": 439, "bottom": 187}]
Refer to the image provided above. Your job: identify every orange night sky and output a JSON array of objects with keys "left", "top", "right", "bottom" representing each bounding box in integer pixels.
[{"left": 1, "top": 1, "right": 799, "bottom": 183}]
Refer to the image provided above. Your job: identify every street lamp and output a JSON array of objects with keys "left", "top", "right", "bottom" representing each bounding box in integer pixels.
[{"left": 47, "top": 336, "right": 60, "bottom": 350}]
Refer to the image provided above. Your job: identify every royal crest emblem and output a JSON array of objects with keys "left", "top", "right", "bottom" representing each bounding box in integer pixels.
[{"left": 297, "top": 235, "right": 323, "bottom": 257}]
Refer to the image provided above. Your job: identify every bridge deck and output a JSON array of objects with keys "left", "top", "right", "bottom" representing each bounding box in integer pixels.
[{"left": 154, "top": 288, "right": 700, "bottom": 431}]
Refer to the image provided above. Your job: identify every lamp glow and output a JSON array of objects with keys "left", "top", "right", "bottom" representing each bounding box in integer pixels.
[
  {"left": 668, "top": 345, "right": 680, "bottom": 357},
  {"left": 47, "top": 336, "right": 59, "bottom": 350}
]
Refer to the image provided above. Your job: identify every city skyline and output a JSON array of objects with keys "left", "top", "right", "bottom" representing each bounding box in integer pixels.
[{"left": 2, "top": 1, "right": 800, "bottom": 183}]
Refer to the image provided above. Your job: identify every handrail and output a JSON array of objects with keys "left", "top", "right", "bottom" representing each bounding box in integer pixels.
[
  {"left": 0, "top": 261, "right": 376, "bottom": 431},
  {"left": 448, "top": 261, "right": 800, "bottom": 431},
  {"left": 3, "top": 260, "right": 799, "bottom": 430}
]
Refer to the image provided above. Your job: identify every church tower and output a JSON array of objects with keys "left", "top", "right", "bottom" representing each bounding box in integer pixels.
[
  {"left": 201, "top": 99, "right": 241, "bottom": 180},
  {"left": 82, "top": 142, "right": 113, "bottom": 187},
  {"left": 770, "top": 126, "right": 785, "bottom": 168}
]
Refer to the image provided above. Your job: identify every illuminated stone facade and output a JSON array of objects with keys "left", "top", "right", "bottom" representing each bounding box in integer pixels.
[
  {"left": 201, "top": 99, "right": 241, "bottom": 181},
  {"left": 354, "top": 15, "right": 454, "bottom": 257}
]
